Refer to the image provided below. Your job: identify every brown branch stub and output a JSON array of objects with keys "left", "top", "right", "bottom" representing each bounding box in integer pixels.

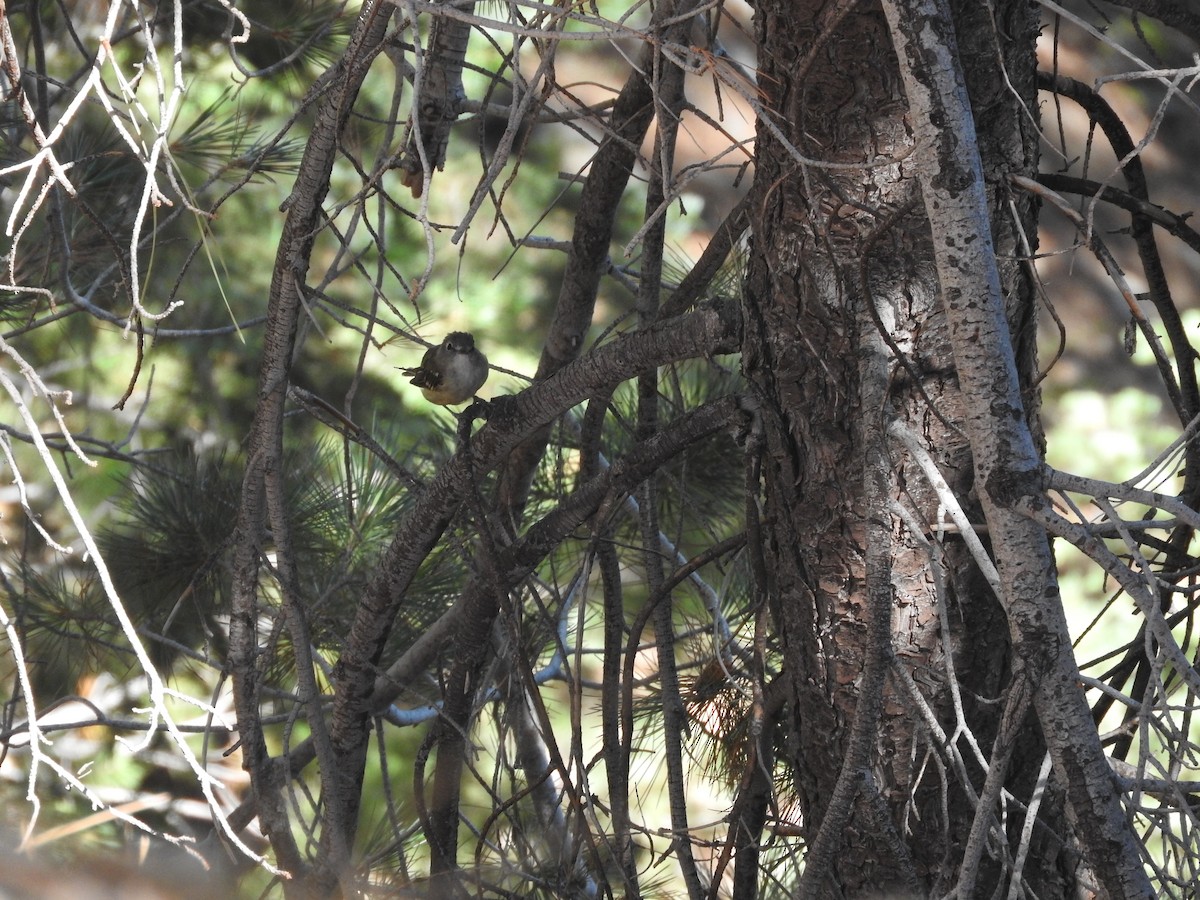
[{"left": 393, "top": 0, "right": 476, "bottom": 198}]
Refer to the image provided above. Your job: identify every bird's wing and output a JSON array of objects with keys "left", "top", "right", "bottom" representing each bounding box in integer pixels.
[{"left": 401, "top": 347, "right": 443, "bottom": 387}]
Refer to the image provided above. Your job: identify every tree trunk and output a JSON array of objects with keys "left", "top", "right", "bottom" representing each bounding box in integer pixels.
[{"left": 743, "top": 0, "right": 1086, "bottom": 893}]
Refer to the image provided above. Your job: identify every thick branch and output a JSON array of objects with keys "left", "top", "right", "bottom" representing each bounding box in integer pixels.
[{"left": 881, "top": 1, "right": 1153, "bottom": 895}]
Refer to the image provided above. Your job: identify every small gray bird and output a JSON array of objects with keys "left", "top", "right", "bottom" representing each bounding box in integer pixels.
[{"left": 401, "top": 332, "right": 489, "bottom": 406}]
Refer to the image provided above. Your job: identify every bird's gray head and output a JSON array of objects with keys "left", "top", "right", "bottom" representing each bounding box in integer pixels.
[{"left": 444, "top": 332, "right": 475, "bottom": 353}]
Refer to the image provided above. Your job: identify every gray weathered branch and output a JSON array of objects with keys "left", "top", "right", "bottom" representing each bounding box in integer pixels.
[{"left": 881, "top": 0, "right": 1154, "bottom": 894}]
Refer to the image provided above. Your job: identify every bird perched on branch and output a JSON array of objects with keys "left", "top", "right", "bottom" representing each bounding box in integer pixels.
[{"left": 400, "top": 331, "right": 489, "bottom": 407}]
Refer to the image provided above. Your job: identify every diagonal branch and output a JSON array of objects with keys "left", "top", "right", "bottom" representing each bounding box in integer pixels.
[
  {"left": 881, "top": 0, "right": 1154, "bottom": 895},
  {"left": 322, "top": 300, "right": 739, "bottom": 864}
]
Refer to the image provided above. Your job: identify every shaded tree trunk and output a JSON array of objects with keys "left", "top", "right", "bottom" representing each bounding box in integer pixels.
[{"left": 742, "top": 0, "right": 1082, "bottom": 893}]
